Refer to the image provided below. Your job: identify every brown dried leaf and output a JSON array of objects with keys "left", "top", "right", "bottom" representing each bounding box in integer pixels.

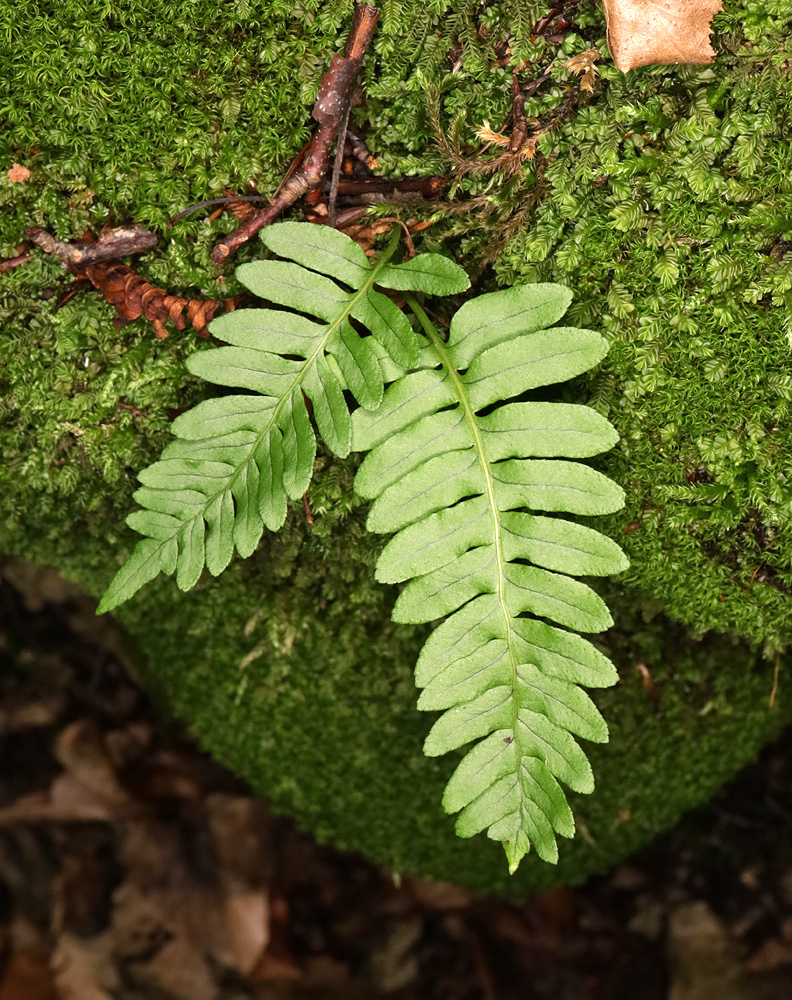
[
  {"left": 370, "top": 917, "right": 422, "bottom": 993},
  {"left": 745, "top": 937, "right": 792, "bottom": 973},
  {"left": 0, "top": 693, "right": 65, "bottom": 731},
  {"left": 54, "top": 722, "right": 134, "bottom": 812},
  {"left": 603, "top": 0, "right": 723, "bottom": 72},
  {"left": 405, "top": 877, "right": 472, "bottom": 911},
  {"left": 248, "top": 897, "right": 300, "bottom": 982},
  {"left": 7, "top": 164, "right": 30, "bottom": 183},
  {"left": 518, "top": 136, "right": 538, "bottom": 161},
  {"left": 0, "top": 774, "right": 117, "bottom": 825},
  {"left": 668, "top": 901, "right": 747, "bottom": 1000},
  {"left": 125, "top": 936, "right": 219, "bottom": 1000},
  {"left": 0, "top": 953, "right": 57, "bottom": 1000},
  {"left": 51, "top": 933, "right": 118, "bottom": 1000},
  {"left": 111, "top": 875, "right": 222, "bottom": 1000},
  {"left": 222, "top": 891, "right": 270, "bottom": 976}
]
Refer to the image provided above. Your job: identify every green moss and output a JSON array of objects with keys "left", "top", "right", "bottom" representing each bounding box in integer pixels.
[{"left": 2, "top": 0, "right": 792, "bottom": 890}]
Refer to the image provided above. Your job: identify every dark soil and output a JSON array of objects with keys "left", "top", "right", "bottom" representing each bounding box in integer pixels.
[{"left": 1, "top": 558, "right": 792, "bottom": 1000}]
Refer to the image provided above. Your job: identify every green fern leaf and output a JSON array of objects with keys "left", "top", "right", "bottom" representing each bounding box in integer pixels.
[
  {"left": 99, "top": 224, "right": 469, "bottom": 614},
  {"left": 352, "top": 284, "right": 627, "bottom": 872}
]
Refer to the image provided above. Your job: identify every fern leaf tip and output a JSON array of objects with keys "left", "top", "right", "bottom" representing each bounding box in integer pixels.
[{"left": 95, "top": 594, "right": 113, "bottom": 616}]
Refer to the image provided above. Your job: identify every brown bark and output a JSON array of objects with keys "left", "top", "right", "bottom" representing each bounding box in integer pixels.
[
  {"left": 23, "top": 226, "right": 233, "bottom": 339},
  {"left": 25, "top": 225, "right": 158, "bottom": 271}
]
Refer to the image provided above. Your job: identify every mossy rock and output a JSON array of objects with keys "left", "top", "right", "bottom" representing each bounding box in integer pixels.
[
  {"left": 1, "top": 0, "right": 792, "bottom": 892},
  {"left": 4, "top": 505, "right": 789, "bottom": 896}
]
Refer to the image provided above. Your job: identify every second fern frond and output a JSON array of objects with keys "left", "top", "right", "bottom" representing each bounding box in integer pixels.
[{"left": 352, "top": 284, "right": 627, "bottom": 872}]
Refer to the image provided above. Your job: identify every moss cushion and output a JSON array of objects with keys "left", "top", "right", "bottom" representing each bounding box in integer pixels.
[{"left": 1, "top": 0, "right": 791, "bottom": 892}]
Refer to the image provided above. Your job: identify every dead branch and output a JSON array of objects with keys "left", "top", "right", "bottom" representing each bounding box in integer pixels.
[
  {"left": 377, "top": 218, "right": 416, "bottom": 258},
  {"left": 168, "top": 195, "right": 270, "bottom": 227},
  {"left": 25, "top": 225, "right": 158, "bottom": 271},
  {"left": 325, "top": 176, "right": 447, "bottom": 200},
  {"left": 533, "top": 6, "right": 560, "bottom": 36},
  {"left": 304, "top": 204, "right": 369, "bottom": 229},
  {"left": 0, "top": 249, "right": 31, "bottom": 273},
  {"left": 508, "top": 74, "right": 528, "bottom": 154},
  {"left": 22, "top": 225, "right": 233, "bottom": 339},
  {"left": 523, "top": 71, "right": 553, "bottom": 97},
  {"left": 53, "top": 276, "right": 91, "bottom": 313},
  {"left": 210, "top": 3, "right": 380, "bottom": 265},
  {"left": 345, "top": 129, "right": 378, "bottom": 170}
]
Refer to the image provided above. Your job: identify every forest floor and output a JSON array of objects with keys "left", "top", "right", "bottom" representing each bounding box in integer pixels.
[{"left": 1, "top": 558, "right": 792, "bottom": 1000}]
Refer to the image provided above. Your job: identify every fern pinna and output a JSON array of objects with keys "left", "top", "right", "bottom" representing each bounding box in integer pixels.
[
  {"left": 98, "top": 223, "right": 468, "bottom": 613},
  {"left": 352, "top": 286, "right": 628, "bottom": 872}
]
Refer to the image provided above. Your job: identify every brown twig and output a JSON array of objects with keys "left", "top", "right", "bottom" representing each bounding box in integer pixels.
[
  {"left": 532, "top": 1, "right": 575, "bottom": 39},
  {"left": 345, "top": 129, "right": 378, "bottom": 170},
  {"left": 523, "top": 71, "right": 553, "bottom": 97},
  {"left": 533, "top": 6, "right": 560, "bottom": 37},
  {"left": 326, "top": 176, "right": 447, "bottom": 200},
  {"left": 377, "top": 218, "right": 416, "bottom": 258},
  {"left": 328, "top": 101, "right": 353, "bottom": 228},
  {"left": 24, "top": 225, "right": 234, "bottom": 339},
  {"left": 770, "top": 655, "right": 781, "bottom": 708},
  {"left": 53, "top": 276, "right": 91, "bottom": 312},
  {"left": 167, "top": 195, "right": 270, "bottom": 227},
  {"left": 210, "top": 3, "right": 380, "bottom": 266},
  {"left": 0, "top": 250, "right": 31, "bottom": 273},
  {"left": 272, "top": 141, "right": 310, "bottom": 201},
  {"left": 635, "top": 661, "right": 660, "bottom": 705},
  {"left": 25, "top": 225, "right": 158, "bottom": 270},
  {"left": 118, "top": 400, "right": 149, "bottom": 418},
  {"left": 508, "top": 74, "right": 528, "bottom": 154}
]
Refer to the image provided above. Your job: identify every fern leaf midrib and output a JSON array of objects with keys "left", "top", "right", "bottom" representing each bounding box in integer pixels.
[
  {"left": 143, "top": 233, "right": 402, "bottom": 559},
  {"left": 406, "top": 295, "right": 528, "bottom": 865}
]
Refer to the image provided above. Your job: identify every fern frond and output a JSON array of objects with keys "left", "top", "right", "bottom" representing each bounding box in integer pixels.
[
  {"left": 98, "top": 223, "right": 469, "bottom": 613},
  {"left": 351, "top": 285, "right": 627, "bottom": 872}
]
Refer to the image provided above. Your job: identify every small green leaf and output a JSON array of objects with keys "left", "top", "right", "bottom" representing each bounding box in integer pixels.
[
  {"left": 176, "top": 516, "right": 206, "bottom": 591},
  {"left": 448, "top": 283, "right": 573, "bottom": 368},
  {"left": 98, "top": 537, "right": 178, "bottom": 614},
  {"left": 260, "top": 220, "right": 371, "bottom": 288},
  {"left": 501, "top": 513, "right": 630, "bottom": 576}
]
